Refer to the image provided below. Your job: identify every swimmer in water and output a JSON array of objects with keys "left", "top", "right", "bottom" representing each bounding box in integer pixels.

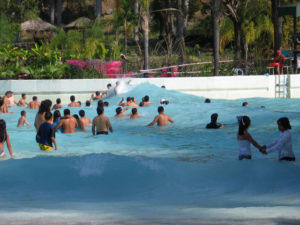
[
  {"left": 52, "top": 98, "right": 62, "bottom": 110},
  {"left": 242, "top": 102, "right": 248, "bottom": 107},
  {"left": 0, "top": 119, "right": 14, "bottom": 158},
  {"left": 92, "top": 107, "right": 113, "bottom": 135},
  {"left": 68, "top": 95, "right": 80, "bottom": 107},
  {"left": 55, "top": 109, "right": 78, "bottom": 134},
  {"left": 17, "top": 93, "right": 27, "bottom": 107},
  {"left": 34, "top": 99, "right": 52, "bottom": 131},
  {"left": 17, "top": 110, "right": 30, "bottom": 127},
  {"left": 206, "top": 113, "right": 223, "bottom": 129},
  {"left": 92, "top": 91, "right": 102, "bottom": 100},
  {"left": 147, "top": 106, "right": 174, "bottom": 126},
  {"left": 28, "top": 96, "right": 40, "bottom": 109},
  {"left": 36, "top": 111, "right": 58, "bottom": 151},
  {"left": 205, "top": 98, "right": 211, "bottom": 103},
  {"left": 260, "top": 117, "right": 296, "bottom": 161},
  {"left": 115, "top": 107, "right": 131, "bottom": 118},
  {"left": 237, "top": 116, "right": 262, "bottom": 160},
  {"left": 130, "top": 108, "right": 141, "bottom": 120},
  {"left": 139, "top": 95, "right": 152, "bottom": 107},
  {"left": 79, "top": 109, "right": 91, "bottom": 131}
]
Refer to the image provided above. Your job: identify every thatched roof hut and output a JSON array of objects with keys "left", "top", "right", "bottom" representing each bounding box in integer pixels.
[
  {"left": 21, "top": 18, "right": 55, "bottom": 32},
  {"left": 64, "top": 17, "right": 91, "bottom": 29}
]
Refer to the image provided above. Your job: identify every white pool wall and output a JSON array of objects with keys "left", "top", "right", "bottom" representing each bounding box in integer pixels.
[{"left": 1, "top": 74, "right": 300, "bottom": 102}]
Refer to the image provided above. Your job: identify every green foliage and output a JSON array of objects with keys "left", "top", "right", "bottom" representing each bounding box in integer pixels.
[{"left": 0, "top": 14, "right": 18, "bottom": 45}]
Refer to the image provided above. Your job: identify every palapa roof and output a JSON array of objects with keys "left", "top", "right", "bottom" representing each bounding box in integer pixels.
[
  {"left": 21, "top": 18, "right": 55, "bottom": 31},
  {"left": 64, "top": 17, "right": 92, "bottom": 29}
]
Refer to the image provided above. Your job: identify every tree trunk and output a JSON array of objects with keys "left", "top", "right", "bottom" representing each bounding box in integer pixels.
[
  {"left": 244, "top": 41, "right": 248, "bottom": 75},
  {"left": 57, "top": 0, "right": 62, "bottom": 27},
  {"left": 124, "top": 20, "right": 128, "bottom": 55},
  {"left": 183, "top": 0, "right": 189, "bottom": 35},
  {"left": 234, "top": 20, "right": 242, "bottom": 62},
  {"left": 50, "top": 0, "right": 55, "bottom": 25},
  {"left": 272, "top": 0, "right": 283, "bottom": 54},
  {"left": 142, "top": 16, "right": 149, "bottom": 70},
  {"left": 96, "top": 0, "right": 102, "bottom": 18},
  {"left": 212, "top": 0, "right": 221, "bottom": 76},
  {"left": 134, "top": 0, "right": 139, "bottom": 42}
]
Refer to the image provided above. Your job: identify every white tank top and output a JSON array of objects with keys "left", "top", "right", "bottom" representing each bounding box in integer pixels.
[{"left": 238, "top": 139, "right": 251, "bottom": 157}]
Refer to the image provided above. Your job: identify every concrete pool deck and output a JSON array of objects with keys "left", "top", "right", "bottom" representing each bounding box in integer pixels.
[{"left": 1, "top": 74, "right": 300, "bottom": 102}]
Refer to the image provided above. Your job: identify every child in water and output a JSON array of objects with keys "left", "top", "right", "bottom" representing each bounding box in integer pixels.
[
  {"left": 17, "top": 110, "right": 30, "bottom": 127},
  {"left": 237, "top": 116, "right": 262, "bottom": 160},
  {"left": 0, "top": 119, "right": 14, "bottom": 158},
  {"left": 260, "top": 117, "right": 295, "bottom": 161}
]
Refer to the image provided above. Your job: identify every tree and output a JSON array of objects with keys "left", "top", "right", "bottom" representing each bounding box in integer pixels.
[
  {"left": 57, "top": 0, "right": 62, "bottom": 27},
  {"left": 271, "top": 0, "right": 283, "bottom": 54},
  {"left": 50, "top": 0, "right": 55, "bottom": 24},
  {"left": 211, "top": 0, "right": 221, "bottom": 76},
  {"left": 138, "top": 0, "right": 151, "bottom": 70}
]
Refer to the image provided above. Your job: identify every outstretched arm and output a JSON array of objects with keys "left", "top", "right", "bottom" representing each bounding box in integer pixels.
[
  {"left": 147, "top": 116, "right": 158, "bottom": 126},
  {"left": 168, "top": 116, "right": 174, "bottom": 123},
  {"left": 246, "top": 133, "right": 261, "bottom": 150}
]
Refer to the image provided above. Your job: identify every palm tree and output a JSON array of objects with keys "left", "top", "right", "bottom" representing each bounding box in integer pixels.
[{"left": 271, "top": 0, "right": 283, "bottom": 54}]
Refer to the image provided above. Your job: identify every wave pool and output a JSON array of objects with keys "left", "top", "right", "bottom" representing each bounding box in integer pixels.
[{"left": 0, "top": 82, "right": 300, "bottom": 224}]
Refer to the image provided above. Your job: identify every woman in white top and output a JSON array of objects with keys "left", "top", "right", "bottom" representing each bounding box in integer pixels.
[
  {"left": 261, "top": 117, "right": 295, "bottom": 161},
  {"left": 237, "top": 116, "right": 262, "bottom": 160}
]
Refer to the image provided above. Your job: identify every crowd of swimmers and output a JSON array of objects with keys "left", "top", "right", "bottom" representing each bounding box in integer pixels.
[{"left": 0, "top": 89, "right": 296, "bottom": 162}]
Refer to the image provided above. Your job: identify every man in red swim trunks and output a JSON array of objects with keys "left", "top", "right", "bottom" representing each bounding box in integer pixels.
[{"left": 270, "top": 50, "right": 286, "bottom": 74}]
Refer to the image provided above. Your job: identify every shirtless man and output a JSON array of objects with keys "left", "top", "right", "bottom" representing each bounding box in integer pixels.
[
  {"left": 0, "top": 98, "right": 12, "bottom": 114},
  {"left": 130, "top": 108, "right": 141, "bottom": 120},
  {"left": 139, "top": 95, "right": 152, "bottom": 107},
  {"left": 6, "top": 91, "right": 17, "bottom": 105},
  {"left": 78, "top": 110, "right": 91, "bottom": 131},
  {"left": 28, "top": 96, "right": 40, "bottom": 109},
  {"left": 17, "top": 111, "right": 30, "bottom": 127},
  {"left": 92, "top": 91, "right": 102, "bottom": 100},
  {"left": 115, "top": 107, "right": 131, "bottom": 118},
  {"left": 68, "top": 95, "right": 80, "bottom": 107},
  {"left": 119, "top": 97, "right": 138, "bottom": 107},
  {"left": 147, "top": 106, "right": 174, "bottom": 126},
  {"left": 55, "top": 109, "right": 78, "bottom": 134},
  {"left": 92, "top": 107, "right": 113, "bottom": 135},
  {"left": 17, "top": 93, "right": 27, "bottom": 107},
  {"left": 52, "top": 98, "right": 62, "bottom": 110}
]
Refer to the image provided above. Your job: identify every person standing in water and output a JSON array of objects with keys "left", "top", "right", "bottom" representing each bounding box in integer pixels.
[
  {"left": 260, "top": 117, "right": 295, "bottom": 161},
  {"left": 17, "top": 93, "right": 27, "bottom": 107},
  {"left": 0, "top": 119, "right": 14, "bottom": 158},
  {"left": 36, "top": 111, "right": 58, "bottom": 151},
  {"left": 147, "top": 106, "right": 174, "bottom": 126},
  {"left": 206, "top": 113, "right": 224, "bottom": 129},
  {"left": 237, "top": 116, "right": 262, "bottom": 160},
  {"left": 17, "top": 110, "right": 30, "bottom": 127},
  {"left": 55, "top": 109, "right": 78, "bottom": 134},
  {"left": 92, "top": 107, "right": 113, "bottom": 135}
]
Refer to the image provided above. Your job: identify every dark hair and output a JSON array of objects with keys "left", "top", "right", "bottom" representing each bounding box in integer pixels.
[
  {"left": 107, "top": 83, "right": 112, "bottom": 88},
  {"left": 277, "top": 117, "right": 292, "bottom": 130},
  {"left": 158, "top": 106, "right": 164, "bottom": 113},
  {"left": 97, "top": 106, "right": 104, "bottom": 115},
  {"left": 161, "top": 85, "right": 166, "bottom": 88},
  {"left": 0, "top": 99, "right": 3, "bottom": 107},
  {"left": 79, "top": 109, "right": 85, "bottom": 117},
  {"left": 56, "top": 98, "right": 61, "bottom": 104},
  {"left": 139, "top": 102, "right": 144, "bottom": 107},
  {"left": 211, "top": 113, "right": 218, "bottom": 123},
  {"left": 53, "top": 110, "right": 61, "bottom": 122},
  {"left": 0, "top": 119, "right": 7, "bottom": 142},
  {"left": 38, "top": 99, "right": 52, "bottom": 114},
  {"left": 126, "top": 97, "right": 131, "bottom": 102},
  {"left": 98, "top": 100, "right": 103, "bottom": 108},
  {"left": 205, "top": 98, "right": 211, "bottom": 103},
  {"left": 45, "top": 111, "right": 52, "bottom": 121},
  {"left": 73, "top": 114, "right": 79, "bottom": 121},
  {"left": 22, "top": 93, "right": 26, "bottom": 98},
  {"left": 95, "top": 91, "right": 100, "bottom": 96},
  {"left": 64, "top": 108, "right": 70, "bottom": 116},
  {"left": 132, "top": 108, "right": 137, "bottom": 115},
  {"left": 103, "top": 101, "right": 109, "bottom": 107},
  {"left": 33, "top": 96, "right": 37, "bottom": 101},
  {"left": 131, "top": 97, "right": 135, "bottom": 101},
  {"left": 238, "top": 116, "right": 251, "bottom": 135},
  {"left": 242, "top": 102, "right": 248, "bottom": 107},
  {"left": 116, "top": 107, "right": 122, "bottom": 115},
  {"left": 86, "top": 100, "right": 91, "bottom": 107},
  {"left": 78, "top": 101, "right": 81, "bottom": 106},
  {"left": 70, "top": 95, "right": 75, "bottom": 102},
  {"left": 144, "top": 95, "right": 149, "bottom": 102},
  {"left": 21, "top": 110, "right": 26, "bottom": 116}
]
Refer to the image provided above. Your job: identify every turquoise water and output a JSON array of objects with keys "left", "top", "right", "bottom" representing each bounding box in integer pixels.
[{"left": 1, "top": 83, "right": 300, "bottom": 224}]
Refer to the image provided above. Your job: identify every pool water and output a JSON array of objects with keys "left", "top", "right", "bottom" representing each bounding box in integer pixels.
[{"left": 0, "top": 82, "right": 300, "bottom": 224}]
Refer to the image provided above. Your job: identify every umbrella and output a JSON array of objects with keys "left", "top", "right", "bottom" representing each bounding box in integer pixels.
[{"left": 21, "top": 18, "right": 55, "bottom": 32}]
